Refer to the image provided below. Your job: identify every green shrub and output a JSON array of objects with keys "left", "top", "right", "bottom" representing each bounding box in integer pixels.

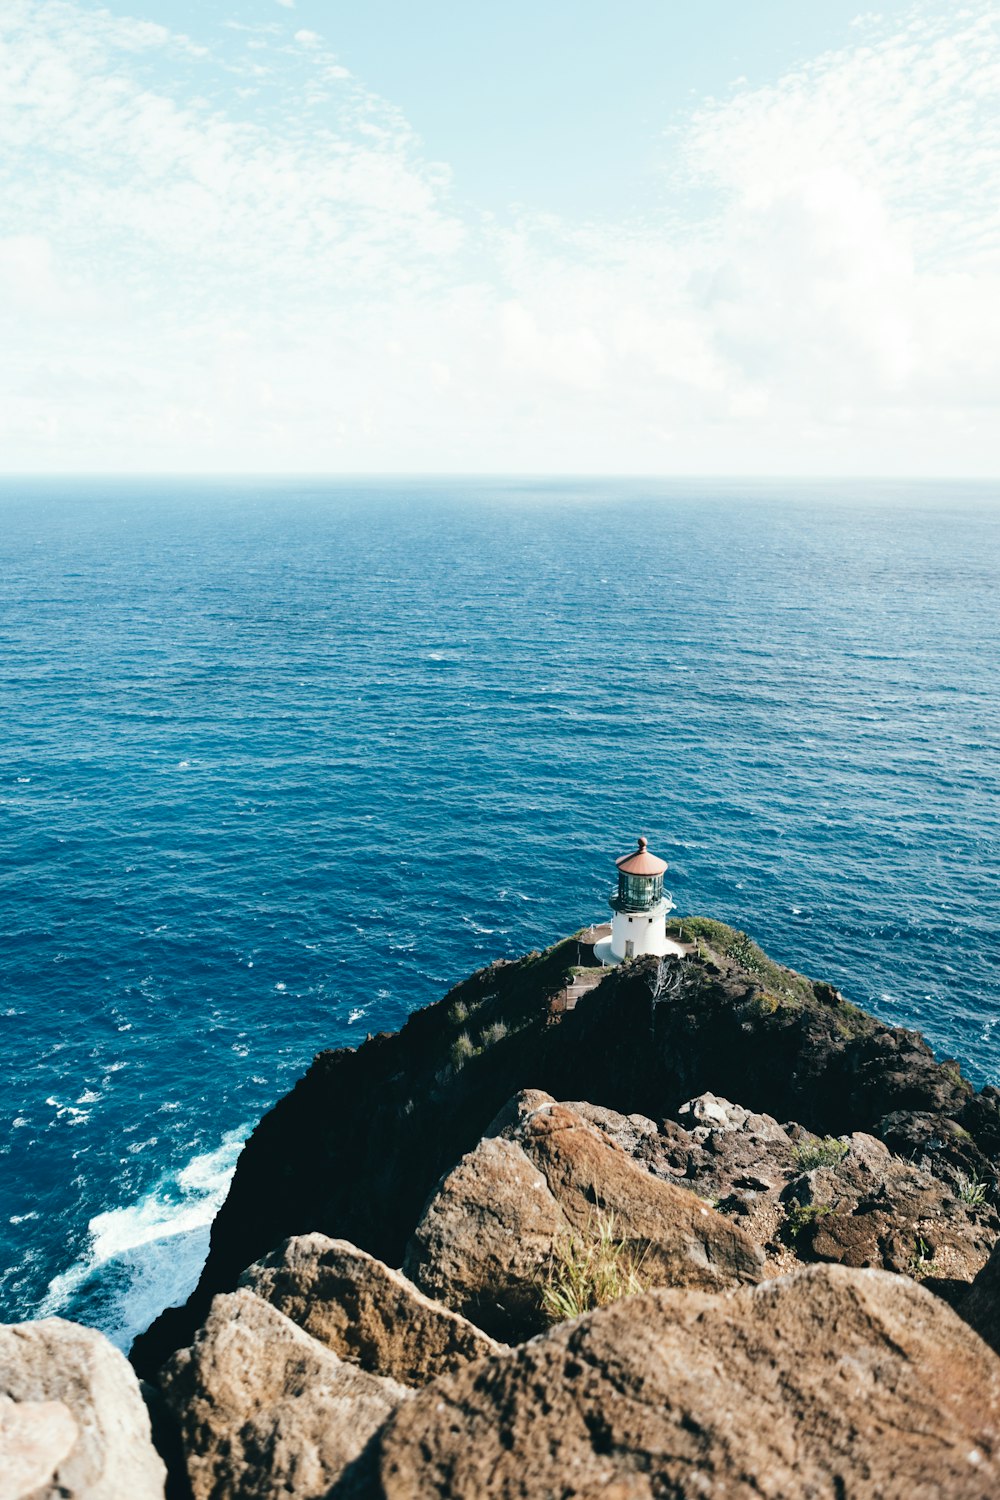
[
  {"left": 791, "top": 1136, "right": 850, "bottom": 1171},
  {"left": 540, "top": 1211, "right": 647, "bottom": 1324},
  {"left": 785, "top": 1201, "right": 834, "bottom": 1239},
  {"left": 480, "top": 1020, "right": 508, "bottom": 1047},
  {"left": 666, "top": 916, "right": 814, "bottom": 1005}
]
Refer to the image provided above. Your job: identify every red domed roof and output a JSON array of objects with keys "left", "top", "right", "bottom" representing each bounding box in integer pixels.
[{"left": 615, "top": 836, "right": 667, "bottom": 876}]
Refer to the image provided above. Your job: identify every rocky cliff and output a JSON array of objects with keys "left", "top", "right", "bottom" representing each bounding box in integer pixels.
[
  {"left": 7, "top": 918, "right": 1000, "bottom": 1498},
  {"left": 133, "top": 916, "right": 1000, "bottom": 1379}
]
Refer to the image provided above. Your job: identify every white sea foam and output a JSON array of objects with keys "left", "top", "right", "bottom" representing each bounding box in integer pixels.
[{"left": 38, "top": 1127, "right": 246, "bottom": 1352}]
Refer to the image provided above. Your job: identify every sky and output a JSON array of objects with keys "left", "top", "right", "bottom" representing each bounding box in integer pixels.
[{"left": 0, "top": 0, "right": 998, "bottom": 475}]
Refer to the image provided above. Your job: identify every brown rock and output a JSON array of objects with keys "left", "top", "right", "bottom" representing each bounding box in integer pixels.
[
  {"left": 160, "top": 1289, "right": 409, "bottom": 1500},
  {"left": 404, "top": 1093, "right": 762, "bottom": 1342},
  {"left": 517, "top": 1101, "right": 764, "bottom": 1288},
  {"left": 403, "top": 1133, "right": 567, "bottom": 1341},
  {"left": 240, "top": 1234, "right": 503, "bottom": 1385},
  {"left": 345, "top": 1264, "right": 1000, "bottom": 1499},
  {"left": 786, "top": 1132, "right": 997, "bottom": 1280},
  {"left": 0, "top": 1318, "right": 166, "bottom": 1500},
  {"left": 561, "top": 1100, "right": 669, "bottom": 1168},
  {"left": 677, "top": 1091, "right": 789, "bottom": 1140},
  {"left": 635, "top": 1100, "right": 997, "bottom": 1284}
]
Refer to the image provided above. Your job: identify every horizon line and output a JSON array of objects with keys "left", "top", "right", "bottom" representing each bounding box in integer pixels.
[{"left": 1, "top": 472, "right": 999, "bottom": 485}]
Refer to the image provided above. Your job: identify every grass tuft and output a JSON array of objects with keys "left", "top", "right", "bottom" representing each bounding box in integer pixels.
[
  {"left": 908, "top": 1235, "right": 938, "bottom": 1279},
  {"left": 540, "top": 1211, "right": 647, "bottom": 1324},
  {"left": 449, "top": 1031, "right": 476, "bottom": 1071},
  {"left": 791, "top": 1136, "right": 850, "bottom": 1171},
  {"left": 955, "top": 1169, "right": 989, "bottom": 1208}
]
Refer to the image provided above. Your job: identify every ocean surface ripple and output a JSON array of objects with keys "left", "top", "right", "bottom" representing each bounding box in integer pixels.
[{"left": 1, "top": 477, "right": 998, "bottom": 1345}]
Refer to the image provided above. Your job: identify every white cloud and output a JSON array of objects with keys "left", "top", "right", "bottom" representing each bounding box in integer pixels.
[{"left": 0, "top": 0, "right": 997, "bottom": 473}]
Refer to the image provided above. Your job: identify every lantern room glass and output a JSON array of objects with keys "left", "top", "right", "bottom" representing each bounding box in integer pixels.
[{"left": 613, "top": 871, "right": 663, "bottom": 911}]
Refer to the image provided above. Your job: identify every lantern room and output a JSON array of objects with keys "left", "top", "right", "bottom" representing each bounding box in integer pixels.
[{"left": 612, "top": 836, "right": 667, "bottom": 912}]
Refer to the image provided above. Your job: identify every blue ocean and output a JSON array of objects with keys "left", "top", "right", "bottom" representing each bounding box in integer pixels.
[{"left": 1, "top": 478, "right": 998, "bottom": 1348}]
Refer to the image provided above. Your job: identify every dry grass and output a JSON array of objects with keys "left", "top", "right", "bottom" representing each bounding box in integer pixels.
[
  {"left": 791, "top": 1136, "right": 850, "bottom": 1171},
  {"left": 540, "top": 1211, "right": 648, "bottom": 1324}
]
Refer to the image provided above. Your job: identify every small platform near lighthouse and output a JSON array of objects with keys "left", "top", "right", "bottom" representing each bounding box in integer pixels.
[{"left": 593, "top": 836, "right": 688, "bottom": 965}]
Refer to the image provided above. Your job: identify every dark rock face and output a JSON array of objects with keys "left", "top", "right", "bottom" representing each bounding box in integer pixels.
[
  {"left": 404, "top": 1094, "right": 762, "bottom": 1342},
  {"left": 133, "top": 927, "right": 1000, "bottom": 1377},
  {"left": 339, "top": 1264, "right": 1000, "bottom": 1500},
  {"left": 962, "top": 1241, "right": 1000, "bottom": 1356}
]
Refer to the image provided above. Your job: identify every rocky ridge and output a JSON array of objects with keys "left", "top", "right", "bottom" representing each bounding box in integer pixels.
[{"left": 4, "top": 917, "right": 1000, "bottom": 1497}]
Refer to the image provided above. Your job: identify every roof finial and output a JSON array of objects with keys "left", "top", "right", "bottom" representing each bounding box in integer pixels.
[{"left": 637, "top": 835, "right": 648, "bottom": 851}]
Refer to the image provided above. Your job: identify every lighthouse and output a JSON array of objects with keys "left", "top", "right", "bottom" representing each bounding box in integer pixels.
[{"left": 593, "top": 836, "right": 683, "bottom": 965}]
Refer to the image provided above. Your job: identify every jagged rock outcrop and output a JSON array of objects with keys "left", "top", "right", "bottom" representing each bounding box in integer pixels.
[
  {"left": 337, "top": 1264, "right": 1000, "bottom": 1500},
  {"left": 0, "top": 1317, "right": 166, "bottom": 1499},
  {"left": 239, "top": 1234, "right": 502, "bottom": 1385},
  {"left": 405, "top": 1092, "right": 763, "bottom": 1341},
  {"left": 159, "top": 1289, "right": 409, "bottom": 1500},
  {"left": 133, "top": 921, "right": 1000, "bottom": 1377},
  {"left": 559, "top": 1090, "right": 998, "bottom": 1284}
]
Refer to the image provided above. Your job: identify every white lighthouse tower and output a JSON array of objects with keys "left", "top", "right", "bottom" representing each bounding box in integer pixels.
[{"left": 593, "top": 836, "right": 684, "bottom": 965}]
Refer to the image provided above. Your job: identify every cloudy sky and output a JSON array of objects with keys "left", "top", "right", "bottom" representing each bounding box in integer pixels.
[{"left": 1, "top": 0, "right": 998, "bottom": 474}]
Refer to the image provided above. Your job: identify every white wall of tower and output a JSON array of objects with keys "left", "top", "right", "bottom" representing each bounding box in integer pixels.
[{"left": 610, "top": 899, "right": 671, "bottom": 961}]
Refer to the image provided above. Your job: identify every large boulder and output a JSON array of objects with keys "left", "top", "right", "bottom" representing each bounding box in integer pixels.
[
  {"left": 340, "top": 1263, "right": 1000, "bottom": 1499},
  {"left": 0, "top": 1395, "right": 79, "bottom": 1499},
  {"left": 404, "top": 1093, "right": 763, "bottom": 1342},
  {"left": 239, "top": 1234, "right": 503, "bottom": 1385},
  {"left": 159, "top": 1289, "right": 409, "bottom": 1500},
  {"left": 403, "top": 1132, "right": 565, "bottom": 1342},
  {"left": 0, "top": 1317, "right": 166, "bottom": 1500}
]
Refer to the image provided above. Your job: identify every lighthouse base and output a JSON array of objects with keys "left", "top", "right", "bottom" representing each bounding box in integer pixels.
[
  {"left": 591, "top": 897, "right": 686, "bottom": 965},
  {"left": 594, "top": 932, "right": 689, "bottom": 966}
]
